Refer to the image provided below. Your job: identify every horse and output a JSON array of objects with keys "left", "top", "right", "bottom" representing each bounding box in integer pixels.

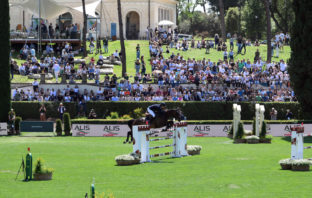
[{"left": 123, "top": 109, "right": 185, "bottom": 144}]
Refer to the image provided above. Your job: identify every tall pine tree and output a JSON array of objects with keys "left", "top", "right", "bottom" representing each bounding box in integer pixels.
[
  {"left": 288, "top": 0, "right": 312, "bottom": 119},
  {"left": 0, "top": 0, "right": 11, "bottom": 122}
]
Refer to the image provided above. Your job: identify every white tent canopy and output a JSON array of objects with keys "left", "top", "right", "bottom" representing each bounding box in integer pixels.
[
  {"left": 10, "top": 0, "right": 69, "bottom": 19},
  {"left": 158, "top": 20, "right": 175, "bottom": 26},
  {"left": 10, "top": 0, "right": 101, "bottom": 19},
  {"left": 73, "top": 0, "right": 101, "bottom": 18}
]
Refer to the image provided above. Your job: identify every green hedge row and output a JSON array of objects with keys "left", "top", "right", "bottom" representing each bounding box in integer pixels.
[
  {"left": 12, "top": 101, "right": 303, "bottom": 120},
  {"left": 71, "top": 119, "right": 312, "bottom": 125}
]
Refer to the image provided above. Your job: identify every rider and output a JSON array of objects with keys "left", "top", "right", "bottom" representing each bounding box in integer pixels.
[{"left": 146, "top": 103, "right": 167, "bottom": 123}]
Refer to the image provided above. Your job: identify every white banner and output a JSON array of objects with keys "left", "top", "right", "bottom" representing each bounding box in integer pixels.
[
  {"left": 0, "top": 123, "right": 7, "bottom": 136},
  {"left": 71, "top": 123, "right": 312, "bottom": 137},
  {"left": 72, "top": 124, "right": 129, "bottom": 137}
]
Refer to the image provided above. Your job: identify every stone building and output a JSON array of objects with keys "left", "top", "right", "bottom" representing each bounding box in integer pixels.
[{"left": 9, "top": 0, "right": 177, "bottom": 39}]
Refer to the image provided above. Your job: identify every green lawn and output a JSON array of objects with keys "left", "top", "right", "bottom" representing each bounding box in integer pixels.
[
  {"left": 11, "top": 40, "right": 290, "bottom": 84},
  {"left": 0, "top": 136, "right": 311, "bottom": 198}
]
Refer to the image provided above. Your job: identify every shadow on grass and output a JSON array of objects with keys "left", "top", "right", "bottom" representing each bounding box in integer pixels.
[{"left": 281, "top": 136, "right": 312, "bottom": 143}]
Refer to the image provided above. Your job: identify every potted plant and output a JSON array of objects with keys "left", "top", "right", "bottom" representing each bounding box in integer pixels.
[
  {"left": 55, "top": 119, "right": 63, "bottom": 136},
  {"left": 33, "top": 158, "right": 54, "bottom": 180},
  {"left": 234, "top": 122, "right": 246, "bottom": 143},
  {"left": 63, "top": 113, "right": 71, "bottom": 136},
  {"left": 279, "top": 158, "right": 293, "bottom": 170},
  {"left": 259, "top": 121, "right": 272, "bottom": 143},
  {"left": 245, "top": 135, "right": 260, "bottom": 144},
  {"left": 291, "top": 159, "right": 311, "bottom": 171}
]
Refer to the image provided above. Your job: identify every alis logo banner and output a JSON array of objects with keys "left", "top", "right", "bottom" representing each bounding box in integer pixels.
[
  {"left": 74, "top": 125, "right": 90, "bottom": 136},
  {"left": 72, "top": 124, "right": 129, "bottom": 137},
  {"left": 102, "top": 126, "right": 120, "bottom": 137}
]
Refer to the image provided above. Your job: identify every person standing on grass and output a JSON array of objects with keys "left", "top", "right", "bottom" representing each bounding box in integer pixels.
[
  {"left": 141, "top": 55, "right": 146, "bottom": 75},
  {"left": 103, "top": 37, "right": 108, "bottom": 53},
  {"left": 96, "top": 37, "right": 101, "bottom": 54},
  {"left": 39, "top": 104, "right": 47, "bottom": 121},
  {"left": 8, "top": 109, "right": 16, "bottom": 133},
  {"left": 230, "top": 36, "right": 234, "bottom": 50},
  {"left": 136, "top": 44, "right": 140, "bottom": 59},
  {"left": 58, "top": 103, "right": 66, "bottom": 120},
  {"left": 135, "top": 58, "right": 141, "bottom": 74}
]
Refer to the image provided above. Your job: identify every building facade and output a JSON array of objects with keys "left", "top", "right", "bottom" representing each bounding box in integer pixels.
[{"left": 9, "top": 0, "right": 177, "bottom": 39}]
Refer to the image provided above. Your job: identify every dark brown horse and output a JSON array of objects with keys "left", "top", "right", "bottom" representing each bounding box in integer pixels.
[{"left": 123, "top": 109, "right": 185, "bottom": 143}]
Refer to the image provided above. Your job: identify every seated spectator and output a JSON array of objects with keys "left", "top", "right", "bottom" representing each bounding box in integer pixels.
[{"left": 88, "top": 109, "right": 97, "bottom": 119}]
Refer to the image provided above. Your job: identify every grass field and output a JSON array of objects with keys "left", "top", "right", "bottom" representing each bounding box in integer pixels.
[
  {"left": 1, "top": 136, "right": 312, "bottom": 198},
  {"left": 11, "top": 40, "right": 291, "bottom": 84}
]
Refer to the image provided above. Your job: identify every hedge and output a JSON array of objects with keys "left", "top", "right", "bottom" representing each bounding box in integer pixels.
[
  {"left": 12, "top": 101, "right": 303, "bottom": 121},
  {"left": 71, "top": 119, "right": 312, "bottom": 125}
]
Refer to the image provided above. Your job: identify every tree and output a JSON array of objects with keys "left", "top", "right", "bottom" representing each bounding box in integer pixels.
[
  {"left": 218, "top": 0, "right": 226, "bottom": 41},
  {"left": 208, "top": 0, "right": 246, "bottom": 12},
  {"left": 225, "top": 7, "right": 240, "bottom": 35},
  {"left": 264, "top": 0, "right": 272, "bottom": 62},
  {"left": 242, "top": 0, "right": 266, "bottom": 40},
  {"left": 117, "top": 0, "right": 127, "bottom": 77},
  {"left": 82, "top": 0, "right": 87, "bottom": 57},
  {"left": 0, "top": 0, "right": 10, "bottom": 122},
  {"left": 288, "top": 0, "right": 312, "bottom": 119},
  {"left": 269, "top": 0, "right": 294, "bottom": 33}
]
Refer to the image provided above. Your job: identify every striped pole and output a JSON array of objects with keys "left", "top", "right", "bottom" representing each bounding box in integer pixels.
[
  {"left": 150, "top": 152, "right": 174, "bottom": 158},
  {"left": 149, "top": 137, "right": 174, "bottom": 142},
  {"left": 149, "top": 144, "right": 176, "bottom": 150}
]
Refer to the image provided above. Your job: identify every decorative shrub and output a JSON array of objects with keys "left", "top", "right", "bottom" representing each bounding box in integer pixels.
[
  {"left": 34, "top": 158, "right": 54, "bottom": 174},
  {"left": 132, "top": 108, "right": 145, "bottom": 119},
  {"left": 260, "top": 121, "right": 267, "bottom": 139},
  {"left": 14, "top": 116, "right": 22, "bottom": 131},
  {"left": 234, "top": 122, "right": 245, "bottom": 139},
  {"left": 63, "top": 113, "right": 71, "bottom": 136},
  {"left": 55, "top": 119, "right": 63, "bottom": 136},
  {"left": 121, "top": 114, "right": 132, "bottom": 119},
  {"left": 106, "top": 112, "right": 119, "bottom": 119}
]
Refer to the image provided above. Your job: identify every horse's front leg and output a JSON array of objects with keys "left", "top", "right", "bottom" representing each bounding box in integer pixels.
[{"left": 163, "top": 121, "right": 174, "bottom": 131}]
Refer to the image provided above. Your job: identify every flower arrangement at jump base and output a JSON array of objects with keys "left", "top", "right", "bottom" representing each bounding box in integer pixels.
[
  {"left": 33, "top": 158, "right": 54, "bottom": 180},
  {"left": 279, "top": 159, "right": 312, "bottom": 171},
  {"left": 231, "top": 121, "right": 272, "bottom": 144}
]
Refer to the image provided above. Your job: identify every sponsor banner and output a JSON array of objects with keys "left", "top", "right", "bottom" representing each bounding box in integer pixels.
[
  {"left": 72, "top": 124, "right": 129, "bottom": 137},
  {"left": 71, "top": 124, "right": 312, "bottom": 137},
  {"left": 0, "top": 123, "right": 7, "bottom": 136}
]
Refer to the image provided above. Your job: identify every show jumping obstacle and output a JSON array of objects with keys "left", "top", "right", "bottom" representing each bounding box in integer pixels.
[
  {"left": 232, "top": 104, "right": 265, "bottom": 137},
  {"left": 290, "top": 125, "right": 312, "bottom": 160},
  {"left": 132, "top": 122, "right": 188, "bottom": 163}
]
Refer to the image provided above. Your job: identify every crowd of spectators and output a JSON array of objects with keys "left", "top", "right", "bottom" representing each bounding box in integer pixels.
[{"left": 11, "top": 29, "right": 294, "bottom": 102}]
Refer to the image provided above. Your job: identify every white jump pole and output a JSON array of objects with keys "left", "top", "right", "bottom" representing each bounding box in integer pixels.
[
  {"left": 233, "top": 104, "right": 241, "bottom": 138},
  {"left": 290, "top": 126, "right": 297, "bottom": 160},
  {"left": 255, "top": 104, "right": 260, "bottom": 136},
  {"left": 175, "top": 122, "right": 188, "bottom": 157},
  {"left": 296, "top": 128, "right": 304, "bottom": 160}
]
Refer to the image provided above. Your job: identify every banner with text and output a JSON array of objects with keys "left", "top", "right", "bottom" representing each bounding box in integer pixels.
[{"left": 71, "top": 124, "right": 312, "bottom": 137}]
